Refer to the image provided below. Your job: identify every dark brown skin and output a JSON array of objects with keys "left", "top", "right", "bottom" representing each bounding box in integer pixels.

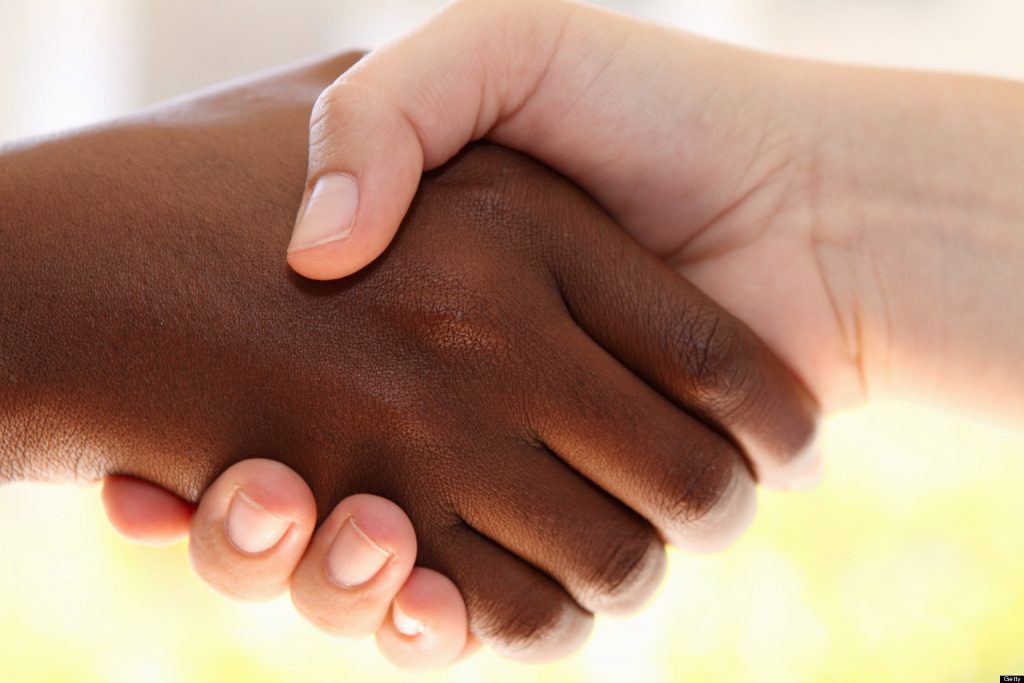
[{"left": 0, "top": 54, "right": 816, "bottom": 654}]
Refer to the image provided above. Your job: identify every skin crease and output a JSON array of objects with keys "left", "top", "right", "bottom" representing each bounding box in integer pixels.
[
  {"left": 291, "top": 0, "right": 1024, "bottom": 425},
  {"left": 101, "top": 0, "right": 1024, "bottom": 667},
  {"left": 0, "top": 54, "right": 817, "bottom": 658}
]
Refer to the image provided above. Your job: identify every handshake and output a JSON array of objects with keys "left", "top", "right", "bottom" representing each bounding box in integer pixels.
[{"left": 4, "top": 0, "right": 1024, "bottom": 671}]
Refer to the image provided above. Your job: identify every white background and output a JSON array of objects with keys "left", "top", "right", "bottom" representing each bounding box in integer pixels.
[{"left": 3, "top": 0, "right": 1024, "bottom": 143}]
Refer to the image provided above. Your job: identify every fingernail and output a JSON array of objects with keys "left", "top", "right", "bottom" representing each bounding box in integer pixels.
[
  {"left": 393, "top": 600, "right": 427, "bottom": 637},
  {"left": 288, "top": 173, "right": 359, "bottom": 253},
  {"left": 325, "top": 517, "right": 392, "bottom": 588},
  {"left": 225, "top": 489, "right": 293, "bottom": 555}
]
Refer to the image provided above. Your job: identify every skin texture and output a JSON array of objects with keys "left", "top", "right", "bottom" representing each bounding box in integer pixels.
[
  {"left": 102, "top": 473, "right": 195, "bottom": 545},
  {"left": 0, "top": 54, "right": 817, "bottom": 659},
  {"left": 101, "top": 0, "right": 1024, "bottom": 667},
  {"left": 290, "top": 0, "right": 1024, "bottom": 425}
]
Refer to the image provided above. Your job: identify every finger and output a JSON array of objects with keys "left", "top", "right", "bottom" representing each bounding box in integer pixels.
[
  {"left": 453, "top": 443, "right": 666, "bottom": 614},
  {"left": 289, "top": 494, "right": 417, "bottom": 638},
  {"left": 787, "top": 453, "right": 825, "bottom": 490},
  {"left": 189, "top": 459, "right": 316, "bottom": 601},
  {"left": 286, "top": 0, "right": 577, "bottom": 280},
  {"left": 532, "top": 321, "right": 758, "bottom": 552},
  {"left": 101, "top": 475, "right": 195, "bottom": 546},
  {"left": 416, "top": 522, "right": 593, "bottom": 663},
  {"left": 542, "top": 180, "right": 820, "bottom": 488},
  {"left": 375, "top": 568, "right": 468, "bottom": 670},
  {"left": 457, "top": 635, "right": 482, "bottom": 662}
]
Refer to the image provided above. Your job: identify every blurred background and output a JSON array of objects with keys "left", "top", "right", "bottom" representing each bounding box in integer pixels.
[{"left": 2, "top": 1, "right": 1024, "bottom": 681}]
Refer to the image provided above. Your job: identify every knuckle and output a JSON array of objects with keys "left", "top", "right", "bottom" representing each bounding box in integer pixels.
[
  {"left": 582, "top": 529, "right": 664, "bottom": 612},
  {"left": 411, "top": 288, "right": 510, "bottom": 354},
  {"left": 660, "top": 447, "right": 737, "bottom": 528},
  {"left": 474, "top": 592, "right": 584, "bottom": 658},
  {"left": 310, "top": 77, "right": 360, "bottom": 120},
  {"left": 309, "top": 84, "right": 343, "bottom": 138},
  {"left": 420, "top": 146, "right": 572, "bottom": 256},
  {"left": 392, "top": 277, "right": 523, "bottom": 368},
  {"left": 431, "top": 146, "right": 550, "bottom": 207},
  {"left": 670, "top": 310, "right": 751, "bottom": 411},
  {"left": 306, "top": 79, "right": 374, "bottom": 171}
]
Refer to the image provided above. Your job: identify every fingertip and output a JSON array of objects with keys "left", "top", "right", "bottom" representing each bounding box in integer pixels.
[
  {"left": 286, "top": 236, "right": 361, "bottom": 281},
  {"left": 286, "top": 213, "right": 401, "bottom": 281},
  {"left": 101, "top": 475, "right": 195, "bottom": 546},
  {"left": 290, "top": 79, "right": 427, "bottom": 282},
  {"left": 375, "top": 568, "right": 468, "bottom": 670},
  {"left": 664, "top": 466, "right": 758, "bottom": 553},
  {"left": 288, "top": 494, "right": 419, "bottom": 638},
  {"left": 288, "top": 172, "right": 358, "bottom": 256},
  {"left": 487, "top": 606, "right": 593, "bottom": 664},
  {"left": 456, "top": 634, "right": 482, "bottom": 663},
  {"left": 189, "top": 459, "right": 317, "bottom": 601},
  {"left": 785, "top": 446, "right": 825, "bottom": 491},
  {"left": 330, "top": 494, "right": 418, "bottom": 561},
  {"left": 758, "top": 429, "right": 823, "bottom": 491},
  {"left": 217, "top": 458, "right": 318, "bottom": 527},
  {"left": 591, "top": 539, "right": 667, "bottom": 617}
]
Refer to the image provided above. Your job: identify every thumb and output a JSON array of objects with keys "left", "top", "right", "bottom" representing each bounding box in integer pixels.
[
  {"left": 101, "top": 475, "right": 195, "bottom": 546},
  {"left": 286, "top": 0, "right": 577, "bottom": 280},
  {"left": 286, "top": 81, "right": 426, "bottom": 280}
]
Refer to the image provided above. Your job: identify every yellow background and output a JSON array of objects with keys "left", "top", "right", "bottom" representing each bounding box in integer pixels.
[
  {"left": 2, "top": 403, "right": 1022, "bottom": 681},
  {"left": 2, "top": 1, "right": 1024, "bottom": 681}
]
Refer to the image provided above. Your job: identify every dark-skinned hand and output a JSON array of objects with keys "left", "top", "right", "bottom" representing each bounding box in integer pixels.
[{"left": 0, "top": 53, "right": 817, "bottom": 659}]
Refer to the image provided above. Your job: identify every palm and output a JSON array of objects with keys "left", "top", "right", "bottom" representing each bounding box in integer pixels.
[{"left": 616, "top": 182, "right": 858, "bottom": 411}]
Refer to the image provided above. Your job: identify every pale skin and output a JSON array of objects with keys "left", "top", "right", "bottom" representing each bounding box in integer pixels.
[{"left": 104, "top": 0, "right": 1024, "bottom": 670}]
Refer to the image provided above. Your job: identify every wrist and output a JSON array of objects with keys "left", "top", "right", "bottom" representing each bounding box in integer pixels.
[
  {"left": 808, "top": 65, "right": 1024, "bottom": 420},
  {"left": 0, "top": 124, "right": 256, "bottom": 488},
  {"left": 0, "top": 52, "right": 360, "bottom": 490},
  {"left": 0, "top": 144, "right": 106, "bottom": 484}
]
